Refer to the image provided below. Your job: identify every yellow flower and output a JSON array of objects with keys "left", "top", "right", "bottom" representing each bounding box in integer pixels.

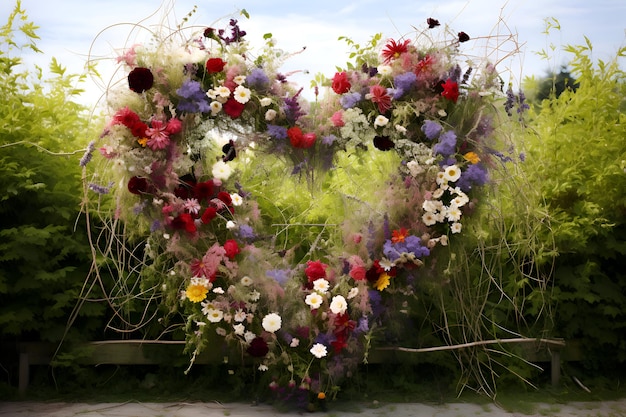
[
  {"left": 374, "top": 272, "right": 391, "bottom": 291},
  {"left": 317, "top": 392, "right": 326, "bottom": 400},
  {"left": 185, "top": 284, "right": 208, "bottom": 302},
  {"left": 463, "top": 151, "right": 480, "bottom": 164},
  {"left": 137, "top": 137, "right": 148, "bottom": 147}
]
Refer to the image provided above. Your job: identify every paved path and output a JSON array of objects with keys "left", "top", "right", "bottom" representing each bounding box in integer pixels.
[{"left": 1, "top": 400, "right": 626, "bottom": 417}]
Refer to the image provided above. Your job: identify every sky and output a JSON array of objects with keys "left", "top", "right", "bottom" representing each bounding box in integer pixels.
[{"left": 3, "top": 0, "right": 625, "bottom": 107}]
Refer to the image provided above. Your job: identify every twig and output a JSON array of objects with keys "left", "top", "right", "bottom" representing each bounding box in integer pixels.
[{"left": 377, "top": 337, "right": 565, "bottom": 354}]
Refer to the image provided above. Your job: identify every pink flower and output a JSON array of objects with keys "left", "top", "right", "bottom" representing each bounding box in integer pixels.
[
  {"left": 166, "top": 118, "right": 182, "bottom": 135},
  {"left": 145, "top": 120, "right": 170, "bottom": 150},
  {"left": 331, "top": 72, "right": 351, "bottom": 94},
  {"left": 330, "top": 111, "right": 345, "bottom": 127}
]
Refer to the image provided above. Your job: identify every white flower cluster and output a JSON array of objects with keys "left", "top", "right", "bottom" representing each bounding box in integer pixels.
[{"left": 421, "top": 164, "right": 470, "bottom": 234}]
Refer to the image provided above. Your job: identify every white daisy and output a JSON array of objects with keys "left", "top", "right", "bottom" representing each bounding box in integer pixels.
[
  {"left": 233, "top": 85, "right": 251, "bottom": 104},
  {"left": 329, "top": 295, "right": 348, "bottom": 315},
  {"left": 310, "top": 343, "right": 328, "bottom": 359},
  {"left": 262, "top": 313, "right": 282, "bottom": 333},
  {"left": 312, "top": 278, "right": 330, "bottom": 294},
  {"left": 305, "top": 292, "right": 324, "bottom": 309}
]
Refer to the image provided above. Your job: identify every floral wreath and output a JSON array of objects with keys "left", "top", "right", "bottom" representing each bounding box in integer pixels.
[{"left": 83, "top": 11, "right": 512, "bottom": 405}]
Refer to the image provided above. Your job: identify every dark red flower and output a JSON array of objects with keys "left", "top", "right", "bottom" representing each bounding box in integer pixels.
[
  {"left": 171, "top": 213, "right": 197, "bottom": 234},
  {"left": 223, "top": 239, "right": 240, "bottom": 259},
  {"left": 247, "top": 336, "right": 269, "bottom": 357},
  {"left": 128, "top": 67, "right": 154, "bottom": 93},
  {"left": 194, "top": 181, "right": 214, "bottom": 201},
  {"left": 223, "top": 98, "right": 245, "bottom": 118},
  {"left": 201, "top": 206, "right": 218, "bottom": 224},
  {"left": 287, "top": 126, "right": 316, "bottom": 149},
  {"left": 373, "top": 135, "right": 394, "bottom": 151},
  {"left": 427, "top": 18, "right": 440, "bottom": 29},
  {"left": 127, "top": 176, "right": 149, "bottom": 195},
  {"left": 305, "top": 260, "right": 328, "bottom": 282},
  {"left": 369, "top": 85, "right": 392, "bottom": 113},
  {"left": 203, "top": 27, "right": 215, "bottom": 38},
  {"left": 381, "top": 39, "right": 410, "bottom": 63},
  {"left": 458, "top": 32, "right": 470, "bottom": 43},
  {"left": 217, "top": 191, "right": 232, "bottom": 206},
  {"left": 331, "top": 72, "right": 351, "bottom": 94},
  {"left": 206, "top": 57, "right": 226, "bottom": 73},
  {"left": 441, "top": 78, "right": 460, "bottom": 103},
  {"left": 331, "top": 334, "right": 348, "bottom": 354}
]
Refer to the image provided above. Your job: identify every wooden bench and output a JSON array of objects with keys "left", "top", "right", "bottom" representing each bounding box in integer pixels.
[{"left": 8, "top": 337, "right": 576, "bottom": 394}]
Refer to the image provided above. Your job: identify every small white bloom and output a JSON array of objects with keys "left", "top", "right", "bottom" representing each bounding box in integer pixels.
[
  {"left": 244, "top": 331, "right": 256, "bottom": 343},
  {"left": 249, "top": 289, "right": 261, "bottom": 302},
  {"left": 439, "top": 235, "right": 449, "bottom": 246},
  {"left": 443, "top": 165, "right": 462, "bottom": 182},
  {"left": 234, "top": 309, "right": 247, "bottom": 322},
  {"left": 231, "top": 193, "right": 243, "bottom": 206},
  {"left": 233, "top": 85, "right": 251, "bottom": 104},
  {"left": 432, "top": 188, "right": 445, "bottom": 199},
  {"left": 451, "top": 222, "right": 463, "bottom": 234},
  {"left": 436, "top": 171, "right": 447, "bottom": 185},
  {"left": 210, "top": 101, "right": 222, "bottom": 115},
  {"left": 378, "top": 258, "right": 394, "bottom": 271},
  {"left": 377, "top": 65, "right": 393, "bottom": 76},
  {"left": 265, "top": 108, "right": 277, "bottom": 121},
  {"left": 407, "top": 160, "right": 424, "bottom": 177},
  {"left": 212, "top": 286, "right": 225, "bottom": 294},
  {"left": 216, "top": 327, "right": 226, "bottom": 336},
  {"left": 260, "top": 97, "right": 272, "bottom": 106},
  {"left": 233, "top": 75, "right": 247, "bottom": 85},
  {"left": 215, "top": 86, "right": 231, "bottom": 98},
  {"left": 422, "top": 212, "right": 438, "bottom": 226},
  {"left": 305, "top": 292, "right": 324, "bottom": 309},
  {"left": 163, "top": 233, "right": 170, "bottom": 240},
  {"left": 240, "top": 276, "right": 253, "bottom": 286},
  {"left": 262, "top": 313, "right": 282, "bottom": 333},
  {"left": 445, "top": 204, "right": 462, "bottom": 222},
  {"left": 438, "top": 109, "right": 447, "bottom": 117},
  {"left": 310, "top": 343, "right": 328, "bottom": 359},
  {"left": 329, "top": 295, "right": 348, "bottom": 315},
  {"left": 226, "top": 220, "right": 237, "bottom": 230},
  {"left": 395, "top": 124, "right": 407, "bottom": 133},
  {"left": 312, "top": 278, "right": 330, "bottom": 294},
  {"left": 347, "top": 287, "right": 359, "bottom": 300},
  {"left": 258, "top": 364, "right": 268, "bottom": 372},
  {"left": 212, "top": 160, "right": 232, "bottom": 180},
  {"left": 206, "top": 308, "right": 224, "bottom": 323},
  {"left": 233, "top": 323, "right": 245, "bottom": 335},
  {"left": 374, "top": 115, "right": 389, "bottom": 127},
  {"left": 290, "top": 338, "right": 300, "bottom": 348}
]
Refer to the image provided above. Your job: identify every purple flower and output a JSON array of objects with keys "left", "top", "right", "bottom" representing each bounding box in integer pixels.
[
  {"left": 355, "top": 316, "right": 369, "bottom": 333},
  {"left": 150, "top": 219, "right": 162, "bottom": 232},
  {"left": 79, "top": 140, "right": 95, "bottom": 167},
  {"left": 267, "top": 124, "right": 288, "bottom": 139},
  {"left": 88, "top": 182, "right": 111, "bottom": 194},
  {"left": 368, "top": 289, "right": 384, "bottom": 317},
  {"left": 176, "top": 80, "right": 210, "bottom": 113},
  {"left": 236, "top": 224, "right": 255, "bottom": 240},
  {"left": 267, "top": 269, "right": 290, "bottom": 286},
  {"left": 322, "top": 134, "right": 337, "bottom": 145},
  {"left": 283, "top": 89, "right": 305, "bottom": 124},
  {"left": 246, "top": 68, "right": 270, "bottom": 91},
  {"left": 393, "top": 72, "right": 416, "bottom": 98},
  {"left": 433, "top": 130, "right": 457, "bottom": 157},
  {"left": 421, "top": 120, "right": 442, "bottom": 140},
  {"left": 456, "top": 163, "right": 489, "bottom": 191},
  {"left": 339, "top": 92, "right": 362, "bottom": 109}
]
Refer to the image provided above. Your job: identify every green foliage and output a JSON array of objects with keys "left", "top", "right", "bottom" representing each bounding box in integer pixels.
[
  {"left": 0, "top": 1, "right": 105, "bottom": 344},
  {"left": 519, "top": 40, "right": 626, "bottom": 369}
]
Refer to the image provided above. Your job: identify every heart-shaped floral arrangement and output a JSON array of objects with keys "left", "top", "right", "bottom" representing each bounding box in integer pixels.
[{"left": 86, "top": 11, "right": 508, "bottom": 402}]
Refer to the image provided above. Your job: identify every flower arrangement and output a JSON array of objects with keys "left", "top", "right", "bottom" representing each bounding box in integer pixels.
[{"left": 86, "top": 9, "right": 507, "bottom": 407}]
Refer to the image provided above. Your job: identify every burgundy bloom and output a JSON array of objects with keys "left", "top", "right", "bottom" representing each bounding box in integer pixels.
[
  {"left": 331, "top": 72, "right": 351, "bottom": 94},
  {"left": 128, "top": 67, "right": 154, "bottom": 93},
  {"left": 194, "top": 181, "right": 214, "bottom": 201},
  {"left": 247, "top": 337, "right": 269, "bottom": 357},
  {"left": 206, "top": 57, "right": 226, "bottom": 73},
  {"left": 373, "top": 135, "right": 394, "bottom": 151},
  {"left": 217, "top": 191, "right": 232, "bottom": 206},
  {"left": 203, "top": 27, "right": 215, "bottom": 38},
  {"left": 305, "top": 260, "right": 328, "bottom": 282},
  {"left": 201, "top": 206, "right": 218, "bottom": 224},
  {"left": 427, "top": 18, "right": 440, "bottom": 29},
  {"left": 458, "top": 32, "right": 470, "bottom": 43},
  {"left": 223, "top": 98, "right": 245, "bottom": 118},
  {"left": 170, "top": 213, "right": 197, "bottom": 234},
  {"left": 127, "top": 176, "right": 150, "bottom": 195}
]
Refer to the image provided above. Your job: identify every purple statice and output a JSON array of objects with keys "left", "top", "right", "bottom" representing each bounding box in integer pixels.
[
  {"left": 267, "top": 269, "right": 291, "bottom": 286},
  {"left": 368, "top": 289, "right": 384, "bottom": 317},
  {"left": 234, "top": 181, "right": 252, "bottom": 198},
  {"left": 504, "top": 86, "right": 530, "bottom": 119},
  {"left": 79, "top": 140, "right": 96, "bottom": 167},
  {"left": 218, "top": 19, "right": 247, "bottom": 44},
  {"left": 283, "top": 89, "right": 305, "bottom": 124},
  {"left": 150, "top": 219, "right": 162, "bottom": 232},
  {"left": 246, "top": 68, "right": 270, "bottom": 91},
  {"left": 383, "top": 240, "right": 401, "bottom": 262},
  {"left": 393, "top": 72, "right": 417, "bottom": 98},
  {"left": 456, "top": 163, "right": 489, "bottom": 191},
  {"left": 176, "top": 80, "right": 210, "bottom": 113},
  {"left": 322, "top": 134, "right": 337, "bottom": 145},
  {"left": 504, "top": 86, "right": 516, "bottom": 116},
  {"left": 383, "top": 236, "right": 430, "bottom": 262},
  {"left": 88, "top": 182, "right": 111, "bottom": 194},
  {"left": 519, "top": 152, "right": 526, "bottom": 162},
  {"left": 489, "top": 148, "right": 513, "bottom": 163},
  {"left": 339, "top": 92, "right": 362, "bottom": 109},
  {"left": 421, "top": 120, "right": 442, "bottom": 140},
  {"left": 267, "top": 124, "right": 288, "bottom": 139},
  {"left": 517, "top": 89, "right": 530, "bottom": 116},
  {"left": 355, "top": 316, "right": 369, "bottom": 334},
  {"left": 433, "top": 130, "right": 457, "bottom": 157}
]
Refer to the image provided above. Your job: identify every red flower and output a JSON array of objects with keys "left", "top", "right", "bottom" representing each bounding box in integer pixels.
[
  {"left": 441, "top": 78, "right": 459, "bottom": 103},
  {"left": 415, "top": 55, "right": 433, "bottom": 75},
  {"left": 127, "top": 176, "right": 150, "bottom": 195},
  {"left": 206, "top": 57, "right": 226, "bottom": 73},
  {"left": 391, "top": 228, "right": 409, "bottom": 243},
  {"left": 287, "top": 126, "right": 316, "bottom": 149},
  {"left": 223, "top": 98, "right": 245, "bottom": 118},
  {"left": 223, "top": 239, "right": 240, "bottom": 259},
  {"left": 349, "top": 266, "right": 366, "bottom": 281},
  {"left": 194, "top": 181, "right": 214, "bottom": 201},
  {"left": 369, "top": 85, "right": 392, "bottom": 113},
  {"left": 331, "top": 334, "right": 348, "bottom": 354},
  {"left": 128, "top": 67, "right": 154, "bottom": 93},
  {"left": 217, "top": 191, "right": 232, "bottom": 206},
  {"left": 201, "top": 206, "right": 218, "bottom": 224},
  {"left": 305, "top": 260, "right": 328, "bottom": 282},
  {"left": 112, "top": 107, "right": 148, "bottom": 138},
  {"left": 331, "top": 72, "right": 351, "bottom": 94},
  {"left": 171, "top": 213, "right": 197, "bottom": 234},
  {"left": 381, "top": 39, "right": 410, "bottom": 63}
]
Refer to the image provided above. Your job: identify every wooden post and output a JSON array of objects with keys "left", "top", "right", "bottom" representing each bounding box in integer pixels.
[
  {"left": 18, "top": 352, "right": 29, "bottom": 395},
  {"left": 551, "top": 349, "right": 561, "bottom": 387}
]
